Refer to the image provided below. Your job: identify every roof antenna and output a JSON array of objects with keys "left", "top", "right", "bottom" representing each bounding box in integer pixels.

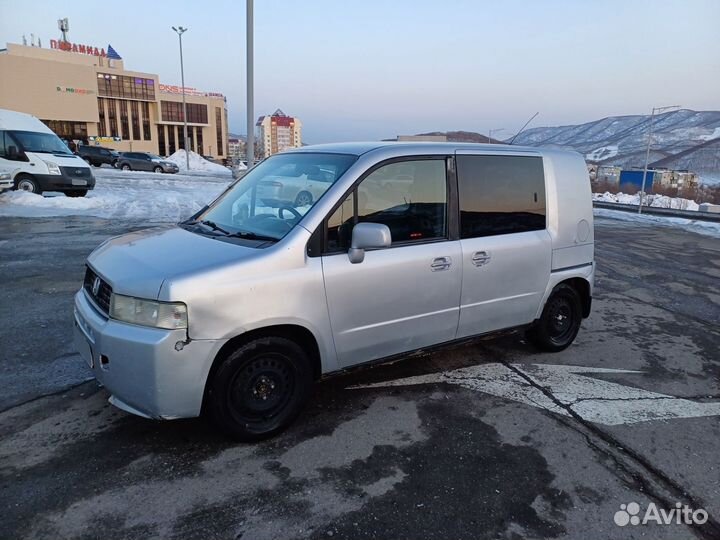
[{"left": 509, "top": 112, "right": 539, "bottom": 145}]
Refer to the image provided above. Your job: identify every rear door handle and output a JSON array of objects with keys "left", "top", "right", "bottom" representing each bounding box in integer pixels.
[
  {"left": 472, "top": 251, "right": 491, "bottom": 267},
  {"left": 431, "top": 256, "right": 452, "bottom": 271}
]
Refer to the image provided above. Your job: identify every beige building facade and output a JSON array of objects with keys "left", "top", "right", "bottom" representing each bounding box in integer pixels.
[
  {"left": 0, "top": 42, "right": 228, "bottom": 158},
  {"left": 256, "top": 109, "right": 302, "bottom": 158}
]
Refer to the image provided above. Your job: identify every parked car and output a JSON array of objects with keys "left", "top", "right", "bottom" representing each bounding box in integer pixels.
[
  {"left": 116, "top": 152, "right": 179, "bottom": 173},
  {"left": 256, "top": 162, "right": 335, "bottom": 206},
  {"left": 77, "top": 145, "right": 120, "bottom": 168},
  {"left": 0, "top": 108, "right": 94, "bottom": 197},
  {"left": 74, "top": 142, "right": 594, "bottom": 441}
]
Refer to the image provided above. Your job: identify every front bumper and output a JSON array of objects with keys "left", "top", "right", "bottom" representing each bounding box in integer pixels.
[
  {"left": 35, "top": 168, "right": 96, "bottom": 191},
  {"left": 73, "top": 289, "right": 225, "bottom": 419}
]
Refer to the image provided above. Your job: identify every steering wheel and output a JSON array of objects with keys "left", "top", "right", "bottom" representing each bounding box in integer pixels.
[{"left": 278, "top": 205, "right": 303, "bottom": 221}]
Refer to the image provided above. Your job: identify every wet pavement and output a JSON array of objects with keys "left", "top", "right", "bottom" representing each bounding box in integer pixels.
[{"left": 0, "top": 214, "right": 718, "bottom": 540}]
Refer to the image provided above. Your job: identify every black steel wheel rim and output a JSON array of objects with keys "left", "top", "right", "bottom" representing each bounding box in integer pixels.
[
  {"left": 227, "top": 354, "right": 295, "bottom": 425},
  {"left": 547, "top": 296, "right": 575, "bottom": 343}
]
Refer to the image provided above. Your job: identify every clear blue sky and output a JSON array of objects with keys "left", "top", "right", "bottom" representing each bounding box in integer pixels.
[{"left": 1, "top": 0, "right": 718, "bottom": 142}]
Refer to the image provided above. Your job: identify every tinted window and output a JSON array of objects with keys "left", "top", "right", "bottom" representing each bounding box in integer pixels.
[
  {"left": 324, "top": 159, "right": 448, "bottom": 252},
  {"left": 457, "top": 155, "right": 546, "bottom": 238},
  {"left": 0, "top": 131, "right": 6, "bottom": 157}
]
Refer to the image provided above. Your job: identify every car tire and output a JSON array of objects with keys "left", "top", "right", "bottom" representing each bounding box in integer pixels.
[
  {"left": 527, "top": 283, "right": 582, "bottom": 352},
  {"left": 121, "top": 164, "right": 131, "bottom": 171},
  {"left": 66, "top": 190, "right": 88, "bottom": 198},
  {"left": 206, "top": 336, "right": 313, "bottom": 441},
  {"left": 294, "top": 191, "right": 313, "bottom": 207},
  {"left": 153, "top": 166, "right": 163, "bottom": 174},
  {"left": 92, "top": 162, "right": 101, "bottom": 167},
  {"left": 14, "top": 175, "right": 42, "bottom": 195}
]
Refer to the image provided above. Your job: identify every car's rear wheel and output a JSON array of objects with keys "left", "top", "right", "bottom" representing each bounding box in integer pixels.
[
  {"left": 15, "top": 175, "right": 41, "bottom": 195},
  {"left": 153, "top": 166, "right": 163, "bottom": 173},
  {"left": 66, "top": 190, "right": 88, "bottom": 198},
  {"left": 92, "top": 162, "right": 101, "bottom": 167},
  {"left": 121, "top": 164, "right": 131, "bottom": 171},
  {"left": 206, "top": 336, "right": 313, "bottom": 441},
  {"left": 527, "top": 283, "right": 582, "bottom": 352}
]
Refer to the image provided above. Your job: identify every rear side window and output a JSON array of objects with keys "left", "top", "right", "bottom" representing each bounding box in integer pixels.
[
  {"left": 0, "top": 131, "right": 6, "bottom": 158},
  {"left": 456, "top": 155, "right": 546, "bottom": 238}
]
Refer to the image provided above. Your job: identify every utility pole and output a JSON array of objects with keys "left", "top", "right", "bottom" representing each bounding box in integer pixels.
[
  {"left": 172, "top": 26, "right": 190, "bottom": 171},
  {"left": 639, "top": 105, "right": 680, "bottom": 214},
  {"left": 246, "top": 0, "right": 255, "bottom": 166}
]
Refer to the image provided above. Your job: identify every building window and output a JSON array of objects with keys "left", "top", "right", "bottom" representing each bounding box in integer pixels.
[
  {"left": 456, "top": 155, "right": 546, "bottom": 238},
  {"left": 196, "top": 126, "right": 203, "bottom": 155},
  {"left": 187, "top": 126, "right": 194, "bottom": 152},
  {"left": 97, "top": 73, "right": 156, "bottom": 101},
  {"left": 119, "top": 101, "right": 129, "bottom": 140},
  {"left": 167, "top": 125, "right": 176, "bottom": 155},
  {"left": 97, "top": 98, "right": 107, "bottom": 137},
  {"left": 160, "top": 101, "right": 208, "bottom": 124},
  {"left": 177, "top": 126, "right": 185, "bottom": 150},
  {"left": 215, "top": 107, "right": 223, "bottom": 156},
  {"left": 130, "top": 101, "right": 140, "bottom": 141},
  {"left": 157, "top": 125, "right": 166, "bottom": 156},
  {"left": 141, "top": 102, "right": 151, "bottom": 140},
  {"left": 107, "top": 99, "right": 118, "bottom": 137},
  {"left": 41, "top": 120, "right": 89, "bottom": 141}
]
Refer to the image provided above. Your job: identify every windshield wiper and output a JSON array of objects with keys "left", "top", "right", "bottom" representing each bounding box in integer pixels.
[
  {"left": 186, "top": 219, "right": 232, "bottom": 235},
  {"left": 226, "top": 230, "right": 279, "bottom": 242}
]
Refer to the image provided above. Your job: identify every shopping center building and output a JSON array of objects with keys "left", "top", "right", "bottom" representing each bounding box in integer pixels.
[{"left": 0, "top": 41, "right": 229, "bottom": 158}]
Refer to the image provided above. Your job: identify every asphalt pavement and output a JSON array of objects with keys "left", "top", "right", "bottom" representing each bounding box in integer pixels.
[{"left": 0, "top": 213, "right": 718, "bottom": 540}]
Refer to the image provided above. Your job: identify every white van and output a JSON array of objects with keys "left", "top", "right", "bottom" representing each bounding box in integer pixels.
[
  {"left": 0, "top": 108, "right": 95, "bottom": 197},
  {"left": 74, "top": 142, "right": 594, "bottom": 440}
]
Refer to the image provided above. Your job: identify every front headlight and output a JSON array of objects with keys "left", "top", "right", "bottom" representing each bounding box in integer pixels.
[
  {"left": 109, "top": 294, "right": 188, "bottom": 330},
  {"left": 43, "top": 160, "right": 61, "bottom": 175},
  {"left": 0, "top": 172, "right": 10, "bottom": 181}
]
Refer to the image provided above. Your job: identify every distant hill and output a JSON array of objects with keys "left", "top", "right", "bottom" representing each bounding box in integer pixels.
[{"left": 507, "top": 109, "right": 720, "bottom": 184}]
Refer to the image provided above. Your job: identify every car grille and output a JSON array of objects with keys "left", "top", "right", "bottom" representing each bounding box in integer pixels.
[
  {"left": 83, "top": 267, "right": 112, "bottom": 314},
  {"left": 61, "top": 166, "right": 93, "bottom": 179}
]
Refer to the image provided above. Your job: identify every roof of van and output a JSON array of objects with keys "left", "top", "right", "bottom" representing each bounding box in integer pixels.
[
  {"left": 289, "top": 141, "right": 572, "bottom": 157},
  {"left": 0, "top": 108, "right": 55, "bottom": 134}
]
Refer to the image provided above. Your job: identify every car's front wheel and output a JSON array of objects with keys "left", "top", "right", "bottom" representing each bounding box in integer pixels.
[
  {"left": 153, "top": 166, "right": 163, "bottom": 173},
  {"left": 15, "top": 175, "right": 41, "bottom": 195},
  {"left": 121, "top": 164, "right": 131, "bottom": 171},
  {"left": 206, "top": 336, "right": 313, "bottom": 441},
  {"left": 527, "top": 283, "right": 582, "bottom": 352}
]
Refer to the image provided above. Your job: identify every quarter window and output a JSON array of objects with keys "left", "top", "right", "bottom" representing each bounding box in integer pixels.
[{"left": 456, "top": 155, "right": 546, "bottom": 238}]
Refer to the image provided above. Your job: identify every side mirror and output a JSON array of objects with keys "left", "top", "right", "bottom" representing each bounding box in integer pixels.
[{"left": 348, "top": 222, "right": 392, "bottom": 264}]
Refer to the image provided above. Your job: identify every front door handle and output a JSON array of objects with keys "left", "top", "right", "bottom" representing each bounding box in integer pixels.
[
  {"left": 472, "top": 251, "right": 491, "bottom": 267},
  {"left": 431, "top": 256, "right": 452, "bottom": 271}
]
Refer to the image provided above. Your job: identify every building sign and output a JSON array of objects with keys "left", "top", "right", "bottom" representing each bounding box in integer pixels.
[
  {"left": 89, "top": 136, "right": 122, "bottom": 143},
  {"left": 50, "top": 39, "right": 106, "bottom": 57},
  {"left": 159, "top": 83, "right": 224, "bottom": 99},
  {"left": 56, "top": 86, "right": 95, "bottom": 95}
]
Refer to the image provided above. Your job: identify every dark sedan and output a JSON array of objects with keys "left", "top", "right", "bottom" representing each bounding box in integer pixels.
[{"left": 116, "top": 152, "right": 179, "bottom": 174}]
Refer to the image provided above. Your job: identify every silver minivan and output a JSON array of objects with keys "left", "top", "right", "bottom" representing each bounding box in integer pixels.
[{"left": 74, "top": 142, "right": 594, "bottom": 440}]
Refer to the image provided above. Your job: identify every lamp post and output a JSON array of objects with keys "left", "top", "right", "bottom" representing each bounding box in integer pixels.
[
  {"left": 246, "top": 0, "right": 255, "bottom": 166},
  {"left": 488, "top": 128, "right": 505, "bottom": 144},
  {"left": 638, "top": 105, "right": 680, "bottom": 214},
  {"left": 172, "top": 26, "right": 190, "bottom": 171}
]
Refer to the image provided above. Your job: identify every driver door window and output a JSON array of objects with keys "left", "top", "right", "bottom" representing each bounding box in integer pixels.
[{"left": 325, "top": 158, "right": 448, "bottom": 252}]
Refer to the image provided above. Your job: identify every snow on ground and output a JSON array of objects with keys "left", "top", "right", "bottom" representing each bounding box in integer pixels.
[
  {"left": 167, "top": 150, "right": 232, "bottom": 175},
  {"left": 585, "top": 145, "right": 618, "bottom": 161},
  {"left": 0, "top": 168, "right": 231, "bottom": 222},
  {"left": 594, "top": 208, "right": 720, "bottom": 239},
  {"left": 593, "top": 191, "right": 699, "bottom": 211}
]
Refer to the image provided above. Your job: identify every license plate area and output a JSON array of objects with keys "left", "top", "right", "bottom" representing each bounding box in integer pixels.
[{"left": 72, "top": 179, "right": 88, "bottom": 186}]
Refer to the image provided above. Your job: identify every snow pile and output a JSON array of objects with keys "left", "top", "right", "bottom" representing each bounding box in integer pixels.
[
  {"left": 0, "top": 168, "right": 230, "bottom": 222},
  {"left": 167, "top": 150, "right": 232, "bottom": 175},
  {"left": 594, "top": 208, "right": 720, "bottom": 239},
  {"left": 593, "top": 192, "right": 699, "bottom": 211}
]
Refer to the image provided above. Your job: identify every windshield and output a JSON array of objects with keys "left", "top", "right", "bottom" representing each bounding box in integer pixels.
[
  {"left": 195, "top": 152, "right": 357, "bottom": 241},
  {"left": 10, "top": 130, "right": 73, "bottom": 155}
]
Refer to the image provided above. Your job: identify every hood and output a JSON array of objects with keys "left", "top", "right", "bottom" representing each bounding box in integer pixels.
[
  {"left": 27, "top": 152, "right": 90, "bottom": 168},
  {"left": 87, "top": 226, "right": 262, "bottom": 299}
]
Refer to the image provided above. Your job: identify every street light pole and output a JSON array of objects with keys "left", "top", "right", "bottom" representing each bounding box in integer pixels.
[
  {"left": 246, "top": 0, "right": 254, "bottom": 166},
  {"left": 638, "top": 105, "right": 680, "bottom": 214},
  {"left": 172, "top": 26, "right": 190, "bottom": 171}
]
